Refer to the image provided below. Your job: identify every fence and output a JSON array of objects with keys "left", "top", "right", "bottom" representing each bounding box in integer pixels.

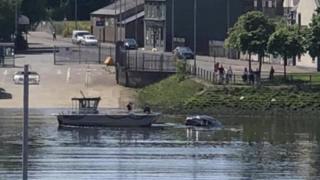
[
  {"left": 118, "top": 50, "right": 176, "bottom": 72},
  {"left": 0, "top": 43, "right": 15, "bottom": 67},
  {"left": 187, "top": 64, "right": 320, "bottom": 87},
  {"left": 53, "top": 45, "right": 115, "bottom": 65}
]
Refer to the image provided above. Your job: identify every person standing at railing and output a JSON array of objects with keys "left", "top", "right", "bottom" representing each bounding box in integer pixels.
[
  {"left": 242, "top": 67, "right": 248, "bottom": 83},
  {"left": 214, "top": 62, "right": 220, "bottom": 83},
  {"left": 218, "top": 65, "right": 225, "bottom": 84},
  {"left": 226, "top": 66, "right": 233, "bottom": 84}
]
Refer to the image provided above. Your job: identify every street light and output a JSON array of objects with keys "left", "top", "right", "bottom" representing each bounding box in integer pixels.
[
  {"left": 171, "top": 0, "right": 175, "bottom": 51},
  {"left": 193, "top": 0, "right": 197, "bottom": 74},
  {"left": 75, "top": 0, "right": 78, "bottom": 30}
]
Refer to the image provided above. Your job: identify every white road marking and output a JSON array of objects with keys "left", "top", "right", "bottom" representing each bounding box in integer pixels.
[{"left": 66, "top": 67, "right": 71, "bottom": 83}]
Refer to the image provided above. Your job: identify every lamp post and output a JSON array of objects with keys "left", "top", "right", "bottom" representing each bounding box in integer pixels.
[
  {"left": 193, "top": 0, "right": 197, "bottom": 75},
  {"left": 114, "top": 0, "right": 117, "bottom": 43},
  {"left": 171, "top": 0, "right": 175, "bottom": 51},
  {"left": 75, "top": 0, "right": 78, "bottom": 30},
  {"left": 22, "top": 64, "right": 29, "bottom": 180},
  {"left": 119, "top": 0, "right": 122, "bottom": 41}
]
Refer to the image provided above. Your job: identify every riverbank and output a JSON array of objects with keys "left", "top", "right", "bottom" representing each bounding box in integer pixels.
[{"left": 137, "top": 75, "right": 320, "bottom": 115}]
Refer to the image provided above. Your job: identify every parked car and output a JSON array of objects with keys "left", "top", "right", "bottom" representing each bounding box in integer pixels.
[
  {"left": 81, "top": 35, "right": 98, "bottom": 46},
  {"left": 13, "top": 71, "right": 40, "bottom": 85},
  {"left": 173, "top": 46, "right": 194, "bottom": 59},
  {"left": 72, "top": 30, "right": 90, "bottom": 44},
  {"left": 0, "top": 88, "right": 12, "bottom": 99},
  {"left": 123, "top": 38, "right": 138, "bottom": 50}
]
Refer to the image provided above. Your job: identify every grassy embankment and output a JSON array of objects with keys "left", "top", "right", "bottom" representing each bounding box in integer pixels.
[
  {"left": 52, "top": 21, "right": 91, "bottom": 37},
  {"left": 137, "top": 75, "right": 320, "bottom": 115}
]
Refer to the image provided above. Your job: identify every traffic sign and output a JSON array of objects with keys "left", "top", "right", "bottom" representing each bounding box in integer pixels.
[{"left": 96, "top": 20, "right": 105, "bottom": 27}]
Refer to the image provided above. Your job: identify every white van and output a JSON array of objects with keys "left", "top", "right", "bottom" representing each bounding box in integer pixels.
[{"left": 72, "top": 30, "right": 90, "bottom": 44}]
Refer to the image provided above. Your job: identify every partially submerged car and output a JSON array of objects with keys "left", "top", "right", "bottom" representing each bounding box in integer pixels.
[
  {"left": 185, "top": 115, "right": 222, "bottom": 128},
  {"left": 13, "top": 71, "right": 40, "bottom": 85}
]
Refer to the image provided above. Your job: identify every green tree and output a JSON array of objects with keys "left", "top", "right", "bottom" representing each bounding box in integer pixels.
[
  {"left": 0, "top": 0, "right": 16, "bottom": 41},
  {"left": 268, "top": 25, "right": 305, "bottom": 78},
  {"left": 21, "top": 0, "right": 47, "bottom": 24},
  {"left": 225, "top": 11, "right": 275, "bottom": 74},
  {"left": 306, "top": 8, "right": 320, "bottom": 71}
]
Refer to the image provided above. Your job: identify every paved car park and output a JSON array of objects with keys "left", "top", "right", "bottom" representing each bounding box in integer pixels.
[{"left": 0, "top": 33, "right": 135, "bottom": 109}]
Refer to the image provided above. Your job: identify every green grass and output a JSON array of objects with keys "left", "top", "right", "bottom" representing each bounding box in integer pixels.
[
  {"left": 137, "top": 75, "right": 320, "bottom": 114},
  {"left": 137, "top": 76, "right": 204, "bottom": 113}
]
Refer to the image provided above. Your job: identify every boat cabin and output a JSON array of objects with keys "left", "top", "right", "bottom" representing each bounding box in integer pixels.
[{"left": 71, "top": 97, "right": 101, "bottom": 114}]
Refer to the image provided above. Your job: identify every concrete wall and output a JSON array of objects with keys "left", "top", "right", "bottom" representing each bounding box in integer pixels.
[{"left": 116, "top": 66, "right": 174, "bottom": 87}]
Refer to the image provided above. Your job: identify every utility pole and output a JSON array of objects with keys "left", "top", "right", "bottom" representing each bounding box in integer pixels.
[
  {"left": 135, "top": 0, "right": 138, "bottom": 42},
  {"left": 22, "top": 64, "right": 29, "bottom": 180},
  {"left": 171, "top": 0, "right": 175, "bottom": 51},
  {"left": 123, "top": 0, "right": 126, "bottom": 40},
  {"left": 75, "top": 0, "right": 78, "bottom": 30},
  {"left": 193, "top": 0, "right": 197, "bottom": 74},
  {"left": 135, "top": 0, "right": 138, "bottom": 61},
  {"left": 119, "top": 0, "right": 122, "bottom": 41},
  {"left": 114, "top": 0, "right": 118, "bottom": 43}
]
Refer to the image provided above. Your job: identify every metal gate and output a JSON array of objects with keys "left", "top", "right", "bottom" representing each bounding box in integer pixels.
[{"left": 53, "top": 45, "right": 115, "bottom": 65}]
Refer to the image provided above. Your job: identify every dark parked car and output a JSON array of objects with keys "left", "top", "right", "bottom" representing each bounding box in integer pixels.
[
  {"left": 123, "top": 39, "right": 138, "bottom": 50},
  {"left": 0, "top": 88, "right": 12, "bottom": 99},
  {"left": 173, "top": 46, "right": 194, "bottom": 59}
]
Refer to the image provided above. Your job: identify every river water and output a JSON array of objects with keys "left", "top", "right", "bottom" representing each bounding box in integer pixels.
[{"left": 0, "top": 109, "right": 320, "bottom": 180}]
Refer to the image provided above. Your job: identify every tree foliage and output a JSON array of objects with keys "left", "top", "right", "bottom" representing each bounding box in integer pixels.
[
  {"left": 21, "top": 0, "right": 47, "bottom": 24},
  {"left": 47, "top": 0, "right": 112, "bottom": 21},
  {"left": 225, "top": 11, "right": 275, "bottom": 73},
  {"left": 306, "top": 8, "right": 320, "bottom": 71},
  {"left": 0, "top": 0, "right": 16, "bottom": 41},
  {"left": 268, "top": 25, "right": 305, "bottom": 77}
]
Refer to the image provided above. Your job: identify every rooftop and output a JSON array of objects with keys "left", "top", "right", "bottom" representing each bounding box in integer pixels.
[{"left": 91, "top": 0, "right": 144, "bottom": 16}]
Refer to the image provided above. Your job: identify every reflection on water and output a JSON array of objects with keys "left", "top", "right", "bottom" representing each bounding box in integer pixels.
[{"left": 0, "top": 109, "right": 320, "bottom": 179}]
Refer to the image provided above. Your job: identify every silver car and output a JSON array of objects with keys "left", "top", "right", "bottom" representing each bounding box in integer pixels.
[{"left": 13, "top": 71, "right": 40, "bottom": 85}]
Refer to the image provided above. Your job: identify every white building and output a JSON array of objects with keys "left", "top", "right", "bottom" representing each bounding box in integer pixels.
[{"left": 295, "top": 0, "right": 319, "bottom": 69}]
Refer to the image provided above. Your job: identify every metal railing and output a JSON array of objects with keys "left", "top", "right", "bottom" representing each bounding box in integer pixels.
[
  {"left": 119, "top": 50, "right": 176, "bottom": 72},
  {"left": 53, "top": 45, "right": 115, "bottom": 65},
  {"left": 187, "top": 64, "right": 320, "bottom": 87}
]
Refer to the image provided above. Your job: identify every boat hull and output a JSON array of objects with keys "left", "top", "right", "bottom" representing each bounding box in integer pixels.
[{"left": 57, "top": 113, "right": 159, "bottom": 127}]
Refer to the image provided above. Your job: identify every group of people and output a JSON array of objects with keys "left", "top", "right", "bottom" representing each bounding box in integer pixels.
[
  {"left": 241, "top": 66, "right": 275, "bottom": 85},
  {"left": 242, "top": 68, "right": 259, "bottom": 85},
  {"left": 214, "top": 62, "right": 233, "bottom": 84},
  {"left": 126, "top": 102, "right": 151, "bottom": 114}
]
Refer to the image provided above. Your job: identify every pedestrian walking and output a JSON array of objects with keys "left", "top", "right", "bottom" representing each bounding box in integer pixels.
[
  {"left": 269, "top": 66, "right": 275, "bottom": 81},
  {"left": 52, "top": 31, "right": 56, "bottom": 41}
]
